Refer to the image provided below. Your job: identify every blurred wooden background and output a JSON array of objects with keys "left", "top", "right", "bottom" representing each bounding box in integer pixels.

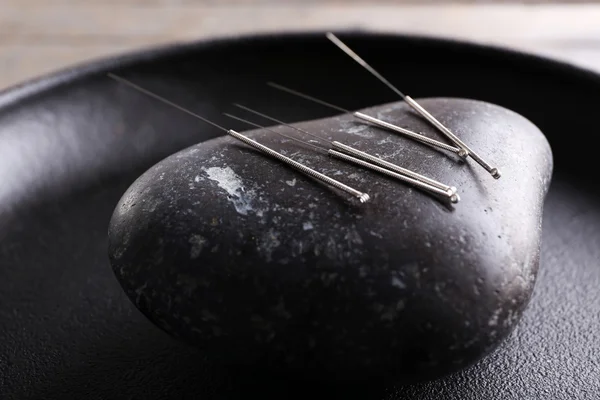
[{"left": 2, "top": 2, "right": 600, "bottom": 89}]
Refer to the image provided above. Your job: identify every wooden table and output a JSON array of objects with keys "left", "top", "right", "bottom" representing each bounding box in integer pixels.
[{"left": 2, "top": 3, "right": 600, "bottom": 90}]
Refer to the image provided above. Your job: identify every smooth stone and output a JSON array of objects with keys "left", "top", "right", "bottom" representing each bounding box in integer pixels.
[{"left": 108, "top": 98, "right": 553, "bottom": 382}]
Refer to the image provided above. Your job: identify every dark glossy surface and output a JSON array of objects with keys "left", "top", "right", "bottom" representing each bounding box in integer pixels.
[
  {"left": 1, "top": 32, "right": 599, "bottom": 399},
  {"left": 108, "top": 98, "right": 552, "bottom": 382}
]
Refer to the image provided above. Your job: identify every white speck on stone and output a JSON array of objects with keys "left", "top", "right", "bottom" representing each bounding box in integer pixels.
[
  {"left": 369, "top": 230, "right": 383, "bottom": 239},
  {"left": 303, "top": 222, "right": 314, "bottom": 231},
  {"left": 376, "top": 137, "right": 394, "bottom": 145},
  {"left": 344, "top": 226, "right": 363, "bottom": 245},
  {"left": 204, "top": 166, "right": 254, "bottom": 215},
  {"left": 113, "top": 246, "right": 125, "bottom": 260},
  {"left": 488, "top": 308, "right": 502, "bottom": 326},
  {"left": 346, "top": 124, "right": 375, "bottom": 138},
  {"left": 286, "top": 178, "right": 296, "bottom": 187},
  {"left": 189, "top": 234, "right": 207, "bottom": 259},
  {"left": 391, "top": 276, "right": 406, "bottom": 289},
  {"left": 194, "top": 175, "right": 202, "bottom": 183},
  {"left": 134, "top": 282, "right": 148, "bottom": 305},
  {"left": 259, "top": 229, "right": 281, "bottom": 262}
]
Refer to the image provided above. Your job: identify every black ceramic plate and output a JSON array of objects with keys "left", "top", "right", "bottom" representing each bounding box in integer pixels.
[{"left": 1, "top": 32, "right": 598, "bottom": 399}]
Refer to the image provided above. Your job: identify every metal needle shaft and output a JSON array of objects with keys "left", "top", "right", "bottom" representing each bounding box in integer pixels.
[
  {"left": 108, "top": 73, "right": 229, "bottom": 133},
  {"left": 326, "top": 32, "right": 501, "bottom": 179},
  {"left": 230, "top": 105, "right": 458, "bottom": 203},
  {"left": 108, "top": 73, "right": 371, "bottom": 203},
  {"left": 329, "top": 150, "right": 457, "bottom": 203},
  {"left": 268, "top": 81, "right": 464, "bottom": 157},
  {"left": 234, "top": 103, "right": 458, "bottom": 196},
  {"left": 331, "top": 141, "right": 458, "bottom": 198},
  {"left": 404, "top": 97, "right": 500, "bottom": 178},
  {"left": 227, "top": 130, "right": 370, "bottom": 203},
  {"left": 224, "top": 112, "right": 328, "bottom": 152},
  {"left": 325, "top": 32, "right": 407, "bottom": 100},
  {"left": 353, "top": 112, "right": 465, "bottom": 157}
]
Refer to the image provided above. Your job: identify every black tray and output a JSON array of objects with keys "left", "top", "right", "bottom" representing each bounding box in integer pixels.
[{"left": 1, "top": 32, "right": 598, "bottom": 399}]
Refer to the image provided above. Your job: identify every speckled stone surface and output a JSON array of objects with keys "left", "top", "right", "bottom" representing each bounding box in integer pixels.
[{"left": 108, "top": 98, "right": 553, "bottom": 382}]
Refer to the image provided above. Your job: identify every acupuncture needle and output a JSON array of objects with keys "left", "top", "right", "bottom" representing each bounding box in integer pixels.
[
  {"left": 325, "top": 32, "right": 501, "bottom": 179},
  {"left": 107, "top": 73, "right": 370, "bottom": 203},
  {"left": 267, "top": 82, "right": 465, "bottom": 158},
  {"left": 232, "top": 103, "right": 458, "bottom": 199},
  {"left": 225, "top": 111, "right": 459, "bottom": 204}
]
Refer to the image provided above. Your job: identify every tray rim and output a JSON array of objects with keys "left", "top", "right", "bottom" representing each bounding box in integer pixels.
[{"left": 2, "top": 30, "right": 600, "bottom": 112}]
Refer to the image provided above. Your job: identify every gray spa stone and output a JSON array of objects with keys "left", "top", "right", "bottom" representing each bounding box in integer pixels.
[{"left": 107, "top": 98, "right": 553, "bottom": 382}]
